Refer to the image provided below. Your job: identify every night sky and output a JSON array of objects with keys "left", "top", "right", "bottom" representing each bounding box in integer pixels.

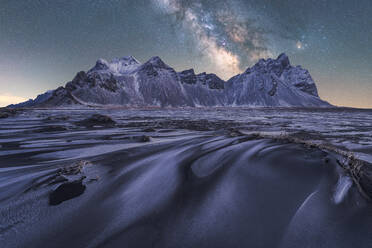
[{"left": 0, "top": 0, "right": 371, "bottom": 108}]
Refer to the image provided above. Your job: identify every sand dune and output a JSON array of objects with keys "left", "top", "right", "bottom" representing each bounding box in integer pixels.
[{"left": 1, "top": 108, "right": 372, "bottom": 247}]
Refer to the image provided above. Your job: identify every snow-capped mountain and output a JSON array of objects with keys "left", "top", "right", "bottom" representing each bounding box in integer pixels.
[
  {"left": 9, "top": 53, "right": 331, "bottom": 108},
  {"left": 225, "top": 53, "right": 329, "bottom": 107}
]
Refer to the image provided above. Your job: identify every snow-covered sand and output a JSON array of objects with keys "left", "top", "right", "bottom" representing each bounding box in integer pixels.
[{"left": 1, "top": 108, "right": 372, "bottom": 247}]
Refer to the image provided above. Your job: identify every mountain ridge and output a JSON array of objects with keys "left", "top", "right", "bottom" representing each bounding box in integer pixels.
[{"left": 8, "top": 53, "right": 332, "bottom": 108}]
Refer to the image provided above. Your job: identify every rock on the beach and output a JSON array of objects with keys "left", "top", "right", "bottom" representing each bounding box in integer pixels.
[
  {"left": 142, "top": 135, "right": 151, "bottom": 142},
  {"left": 0, "top": 112, "right": 10, "bottom": 118},
  {"left": 76, "top": 114, "right": 116, "bottom": 127},
  {"left": 0, "top": 109, "right": 18, "bottom": 118},
  {"left": 49, "top": 180, "right": 86, "bottom": 205},
  {"left": 36, "top": 125, "right": 68, "bottom": 133}
]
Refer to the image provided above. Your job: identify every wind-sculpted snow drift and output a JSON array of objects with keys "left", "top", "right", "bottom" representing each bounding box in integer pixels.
[
  {"left": 1, "top": 109, "right": 372, "bottom": 248},
  {"left": 10, "top": 54, "right": 331, "bottom": 108}
]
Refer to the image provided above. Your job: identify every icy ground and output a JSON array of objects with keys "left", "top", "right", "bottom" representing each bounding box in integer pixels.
[
  {"left": 0, "top": 107, "right": 372, "bottom": 248},
  {"left": 3, "top": 107, "right": 371, "bottom": 162}
]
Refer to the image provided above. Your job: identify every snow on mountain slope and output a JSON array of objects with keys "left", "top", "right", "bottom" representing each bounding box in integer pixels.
[
  {"left": 9, "top": 53, "right": 331, "bottom": 108},
  {"left": 179, "top": 69, "right": 226, "bottom": 106},
  {"left": 225, "top": 53, "right": 330, "bottom": 107}
]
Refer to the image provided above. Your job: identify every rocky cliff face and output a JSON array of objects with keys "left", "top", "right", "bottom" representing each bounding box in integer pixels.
[
  {"left": 10, "top": 53, "right": 331, "bottom": 108},
  {"left": 225, "top": 53, "right": 329, "bottom": 107}
]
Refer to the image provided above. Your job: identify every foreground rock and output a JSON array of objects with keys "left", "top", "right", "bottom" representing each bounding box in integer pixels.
[
  {"left": 76, "top": 114, "right": 116, "bottom": 127},
  {"left": 339, "top": 155, "right": 372, "bottom": 200},
  {"left": 0, "top": 108, "right": 19, "bottom": 118},
  {"left": 36, "top": 125, "right": 67, "bottom": 133},
  {"left": 49, "top": 179, "right": 86, "bottom": 205}
]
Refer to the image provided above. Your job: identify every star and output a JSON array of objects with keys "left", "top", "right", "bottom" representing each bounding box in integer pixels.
[{"left": 296, "top": 41, "right": 303, "bottom": 50}]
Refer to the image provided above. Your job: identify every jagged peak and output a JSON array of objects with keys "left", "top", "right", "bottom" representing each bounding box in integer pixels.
[
  {"left": 111, "top": 55, "right": 140, "bottom": 66},
  {"left": 92, "top": 59, "right": 109, "bottom": 71},
  {"left": 197, "top": 72, "right": 207, "bottom": 77},
  {"left": 196, "top": 72, "right": 224, "bottom": 81},
  {"left": 207, "top": 73, "right": 219, "bottom": 78},
  {"left": 179, "top": 69, "right": 197, "bottom": 84},
  {"left": 244, "top": 53, "right": 292, "bottom": 75},
  {"left": 144, "top": 56, "right": 170, "bottom": 68},
  {"left": 276, "top": 53, "right": 290, "bottom": 68},
  {"left": 89, "top": 56, "right": 140, "bottom": 74},
  {"left": 136, "top": 56, "right": 174, "bottom": 75},
  {"left": 179, "top": 69, "right": 196, "bottom": 75}
]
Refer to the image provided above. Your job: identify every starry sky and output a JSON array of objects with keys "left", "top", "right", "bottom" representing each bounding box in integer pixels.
[{"left": 0, "top": 0, "right": 371, "bottom": 108}]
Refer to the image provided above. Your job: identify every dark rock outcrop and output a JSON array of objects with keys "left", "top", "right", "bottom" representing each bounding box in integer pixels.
[
  {"left": 76, "top": 114, "right": 116, "bottom": 127},
  {"left": 179, "top": 69, "right": 197, "bottom": 85},
  {"left": 0, "top": 108, "right": 21, "bottom": 118},
  {"left": 49, "top": 179, "right": 86, "bottom": 205}
]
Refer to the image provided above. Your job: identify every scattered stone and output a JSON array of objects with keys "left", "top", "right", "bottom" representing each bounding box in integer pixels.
[
  {"left": 140, "top": 135, "right": 151, "bottom": 142},
  {"left": 227, "top": 128, "right": 245, "bottom": 137},
  {"left": 122, "top": 119, "right": 240, "bottom": 132},
  {"left": 0, "top": 112, "right": 9, "bottom": 119},
  {"left": 88, "top": 176, "right": 100, "bottom": 183},
  {"left": 0, "top": 109, "right": 18, "bottom": 119},
  {"left": 76, "top": 114, "right": 116, "bottom": 127},
  {"left": 59, "top": 160, "right": 91, "bottom": 175},
  {"left": 337, "top": 155, "right": 372, "bottom": 200},
  {"left": 37, "top": 125, "right": 67, "bottom": 133},
  {"left": 1, "top": 142, "right": 20, "bottom": 149},
  {"left": 49, "top": 179, "right": 86, "bottom": 205},
  {"left": 157, "top": 129, "right": 175, "bottom": 133},
  {"left": 45, "top": 116, "right": 69, "bottom": 121},
  {"left": 244, "top": 133, "right": 262, "bottom": 140},
  {"left": 143, "top": 127, "right": 156, "bottom": 132},
  {"left": 342, "top": 155, "right": 372, "bottom": 200}
]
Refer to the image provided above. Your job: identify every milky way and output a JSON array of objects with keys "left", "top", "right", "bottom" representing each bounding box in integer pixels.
[{"left": 152, "top": 0, "right": 273, "bottom": 78}]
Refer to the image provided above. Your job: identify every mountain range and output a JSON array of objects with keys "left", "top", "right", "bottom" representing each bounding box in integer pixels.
[{"left": 9, "top": 53, "right": 331, "bottom": 108}]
